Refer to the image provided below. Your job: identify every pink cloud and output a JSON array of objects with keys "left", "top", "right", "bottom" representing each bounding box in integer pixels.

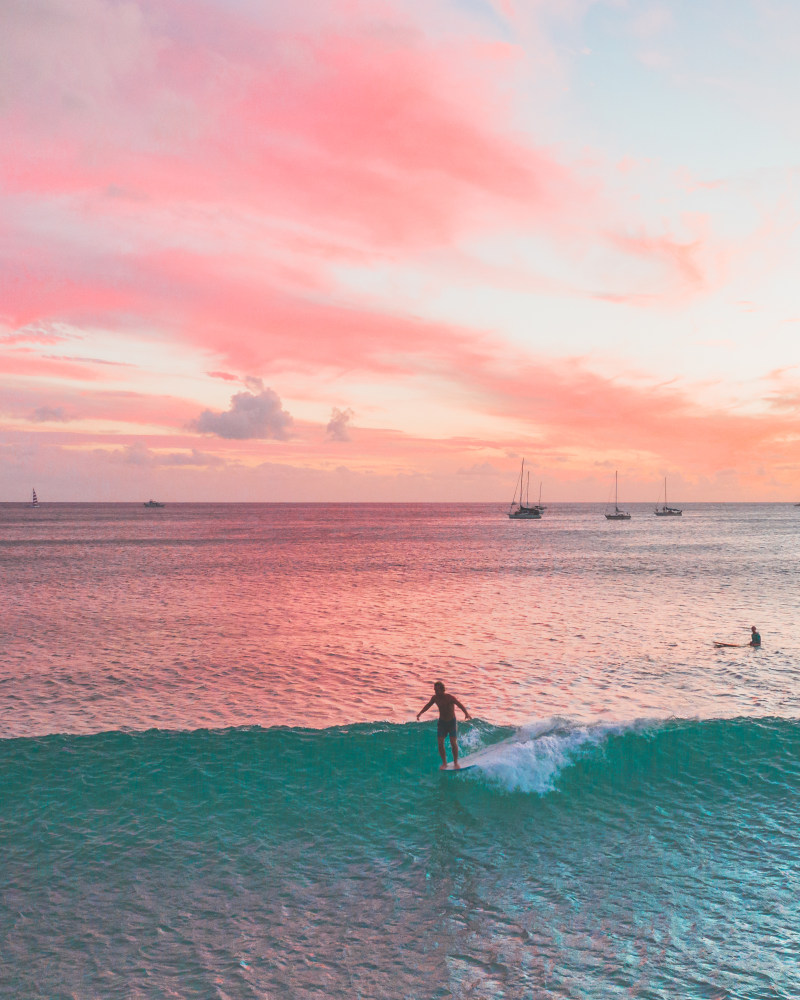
[
  {"left": 1, "top": 0, "right": 796, "bottom": 502},
  {"left": 111, "top": 442, "right": 226, "bottom": 467},
  {"left": 453, "top": 354, "right": 800, "bottom": 474},
  {"left": 604, "top": 230, "right": 706, "bottom": 295},
  {"left": 0, "top": 0, "right": 730, "bottom": 366},
  {"left": 0, "top": 0, "right": 582, "bottom": 240},
  {"left": 0, "top": 238, "right": 140, "bottom": 329},
  {"left": 0, "top": 0, "right": 618, "bottom": 375},
  {"left": 1, "top": 328, "right": 72, "bottom": 346},
  {"left": 7, "top": 340, "right": 800, "bottom": 488},
  {"left": 30, "top": 405, "right": 70, "bottom": 423},
  {"left": 0, "top": 351, "right": 117, "bottom": 382},
  {"left": 1, "top": 383, "right": 201, "bottom": 429}
]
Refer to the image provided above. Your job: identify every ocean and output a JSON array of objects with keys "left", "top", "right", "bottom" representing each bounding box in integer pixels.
[{"left": 1, "top": 502, "right": 799, "bottom": 998}]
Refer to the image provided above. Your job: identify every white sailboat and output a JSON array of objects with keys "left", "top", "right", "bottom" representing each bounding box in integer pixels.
[
  {"left": 605, "top": 471, "right": 631, "bottom": 520},
  {"left": 30, "top": 488, "right": 39, "bottom": 508},
  {"left": 508, "top": 459, "right": 542, "bottom": 519},
  {"left": 654, "top": 477, "right": 682, "bottom": 516}
]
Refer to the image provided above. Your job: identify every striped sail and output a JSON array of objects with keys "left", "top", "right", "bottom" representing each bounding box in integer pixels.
[{"left": 31, "top": 488, "right": 39, "bottom": 507}]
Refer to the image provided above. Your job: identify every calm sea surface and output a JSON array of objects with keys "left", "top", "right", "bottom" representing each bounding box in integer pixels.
[{"left": 2, "top": 503, "right": 799, "bottom": 998}]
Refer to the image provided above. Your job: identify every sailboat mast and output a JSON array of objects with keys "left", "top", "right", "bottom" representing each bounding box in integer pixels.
[{"left": 511, "top": 459, "right": 524, "bottom": 508}]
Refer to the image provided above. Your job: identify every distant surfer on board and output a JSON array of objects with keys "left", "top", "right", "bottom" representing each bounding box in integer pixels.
[
  {"left": 417, "top": 681, "right": 472, "bottom": 770},
  {"left": 714, "top": 625, "right": 763, "bottom": 648}
]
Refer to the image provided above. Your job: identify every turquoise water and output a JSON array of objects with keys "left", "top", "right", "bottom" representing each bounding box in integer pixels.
[
  {"left": 2, "top": 502, "right": 800, "bottom": 997},
  {"left": 3, "top": 719, "right": 798, "bottom": 998}
]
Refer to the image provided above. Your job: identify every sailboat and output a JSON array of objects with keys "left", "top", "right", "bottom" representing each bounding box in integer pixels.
[
  {"left": 605, "top": 471, "right": 631, "bottom": 520},
  {"left": 531, "top": 482, "right": 547, "bottom": 514},
  {"left": 508, "top": 459, "right": 542, "bottom": 519},
  {"left": 654, "top": 478, "right": 682, "bottom": 516},
  {"left": 30, "top": 488, "right": 39, "bottom": 508}
]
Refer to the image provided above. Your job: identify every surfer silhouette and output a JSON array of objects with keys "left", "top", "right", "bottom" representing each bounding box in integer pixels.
[{"left": 417, "top": 681, "right": 472, "bottom": 770}]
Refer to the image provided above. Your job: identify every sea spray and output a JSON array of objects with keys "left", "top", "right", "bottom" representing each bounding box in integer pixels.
[{"left": 454, "top": 716, "right": 663, "bottom": 794}]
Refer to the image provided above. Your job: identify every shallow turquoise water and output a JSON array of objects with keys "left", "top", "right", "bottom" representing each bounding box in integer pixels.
[{"left": 3, "top": 718, "right": 799, "bottom": 998}]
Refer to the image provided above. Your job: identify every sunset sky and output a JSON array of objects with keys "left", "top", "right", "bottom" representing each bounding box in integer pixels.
[{"left": 3, "top": 0, "right": 800, "bottom": 502}]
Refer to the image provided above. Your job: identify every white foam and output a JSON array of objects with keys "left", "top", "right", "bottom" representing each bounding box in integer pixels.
[{"left": 462, "top": 716, "right": 662, "bottom": 794}]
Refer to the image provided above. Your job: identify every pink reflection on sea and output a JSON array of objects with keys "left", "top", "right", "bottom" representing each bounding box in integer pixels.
[{"left": 1, "top": 502, "right": 799, "bottom": 737}]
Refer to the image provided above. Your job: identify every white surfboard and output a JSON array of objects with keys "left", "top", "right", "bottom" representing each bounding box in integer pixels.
[
  {"left": 439, "top": 720, "right": 569, "bottom": 773},
  {"left": 440, "top": 734, "right": 522, "bottom": 772}
]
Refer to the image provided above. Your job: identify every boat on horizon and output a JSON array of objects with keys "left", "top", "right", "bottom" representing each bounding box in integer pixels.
[
  {"left": 605, "top": 471, "right": 631, "bottom": 520},
  {"left": 654, "top": 477, "right": 682, "bottom": 516},
  {"left": 531, "top": 481, "right": 546, "bottom": 514},
  {"left": 143, "top": 499, "right": 165, "bottom": 508},
  {"left": 508, "top": 460, "right": 542, "bottom": 519},
  {"left": 30, "top": 488, "right": 39, "bottom": 508}
]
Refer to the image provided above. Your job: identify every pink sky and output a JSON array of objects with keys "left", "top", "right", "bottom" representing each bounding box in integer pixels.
[{"left": 2, "top": 0, "right": 800, "bottom": 501}]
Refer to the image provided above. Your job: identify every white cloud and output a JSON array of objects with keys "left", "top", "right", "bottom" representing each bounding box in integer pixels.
[{"left": 192, "top": 386, "right": 293, "bottom": 440}]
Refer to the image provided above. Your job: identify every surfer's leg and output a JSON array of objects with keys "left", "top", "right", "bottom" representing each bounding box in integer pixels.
[
  {"left": 437, "top": 735, "right": 447, "bottom": 768},
  {"left": 450, "top": 733, "right": 459, "bottom": 769}
]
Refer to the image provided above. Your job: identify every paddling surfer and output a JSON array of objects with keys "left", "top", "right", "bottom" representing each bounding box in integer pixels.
[{"left": 417, "top": 681, "right": 472, "bottom": 770}]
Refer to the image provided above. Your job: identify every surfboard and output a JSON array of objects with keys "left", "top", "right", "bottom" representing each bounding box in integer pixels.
[
  {"left": 439, "top": 721, "right": 567, "bottom": 773},
  {"left": 440, "top": 735, "right": 519, "bottom": 772},
  {"left": 713, "top": 642, "right": 743, "bottom": 648},
  {"left": 440, "top": 752, "right": 482, "bottom": 772}
]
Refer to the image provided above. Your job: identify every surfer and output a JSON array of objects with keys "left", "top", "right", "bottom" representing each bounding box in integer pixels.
[
  {"left": 416, "top": 681, "right": 472, "bottom": 770},
  {"left": 750, "top": 626, "right": 761, "bottom": 647}
]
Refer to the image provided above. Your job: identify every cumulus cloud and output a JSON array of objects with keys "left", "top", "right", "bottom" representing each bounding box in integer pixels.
[
  {"left": 192, "top": 385, "right": 293, "bottom": 440},
  {"left": 326, "top": 406, "right": 354, "bottom": 441}
]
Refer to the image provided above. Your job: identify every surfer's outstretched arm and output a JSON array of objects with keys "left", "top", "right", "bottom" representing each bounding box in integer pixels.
[
  {"left": 416, "top": 697, "right": 435, "bottom": 720},
  {"left": 453, "top": 698, "right": 471, "bottom": 720}
]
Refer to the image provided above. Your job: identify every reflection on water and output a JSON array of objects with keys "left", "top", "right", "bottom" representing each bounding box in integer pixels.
[{"left": 1, "top": 502, "right": 798, "bottom": 737}]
